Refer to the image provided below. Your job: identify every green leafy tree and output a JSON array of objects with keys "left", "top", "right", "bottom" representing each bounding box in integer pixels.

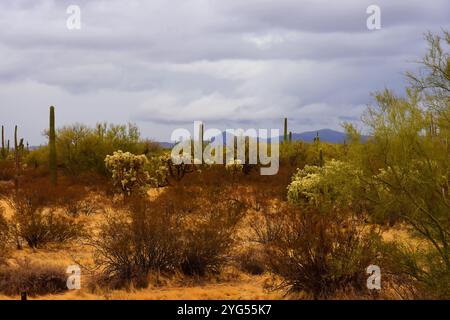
[{"left": 345, "top": 31, "right": 449, "bottom": 298}]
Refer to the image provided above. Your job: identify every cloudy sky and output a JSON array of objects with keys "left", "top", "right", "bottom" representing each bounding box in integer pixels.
[{"left": 0, "top": 0, "right": 449, "bottom": 144}]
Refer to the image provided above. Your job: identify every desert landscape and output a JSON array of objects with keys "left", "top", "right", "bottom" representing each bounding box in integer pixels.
[{"left": 0, "top": 2, "right": 448, "bottom": 302}]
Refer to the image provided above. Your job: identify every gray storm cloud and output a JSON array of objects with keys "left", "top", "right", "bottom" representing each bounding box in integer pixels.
[{"left": 0, "top": 0, "right": 449, "bottom": 144}]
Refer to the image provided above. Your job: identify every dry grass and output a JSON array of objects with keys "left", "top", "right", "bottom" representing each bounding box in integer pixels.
[
  {"left": 0, "top": 274, "right": 282, "bottom": 300},
  {"left": 0, "top": 167, "right": 432, "bottom": 300}
]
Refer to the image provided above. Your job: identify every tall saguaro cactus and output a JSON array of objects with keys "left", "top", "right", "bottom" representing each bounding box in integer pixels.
[
  {"left": 283, "top": 118, "right": 288, "bottom": 143},
  {"left": 1, "top": 125, "right": 5, "bottom": 159},
  {"left": 49, "top": 106, "right": 57, "bottom": 185},
  {"left": 14, "top": 125, "right": 24, "bottom": 193}
]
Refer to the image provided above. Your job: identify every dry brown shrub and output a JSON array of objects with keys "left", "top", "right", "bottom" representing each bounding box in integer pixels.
[
  {"left": 0, "top": 259, "right": 67, "bottom": 296},
  {"left": 7, "top": 178, "right": 86, "bottom": 248},
  {"left": 0, "top": 207, "right": 10, "bottom": 265},
  {"left": 0, "top": 160, "right": 14, "bottom": 181},
  {"left": 234, "top": 246, "right": 266, "bottom": 275},
  {"left": 91, "top": 185, "right": 247, "bottom": 289},
  {"left": 252, "top": 205, "right": 385, "bottom": 299}
]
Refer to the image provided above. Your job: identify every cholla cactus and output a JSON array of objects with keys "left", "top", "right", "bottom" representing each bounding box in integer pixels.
[
  {"left": 226, "top": 159, "right": 243, "bottom": 174},
  {"left": 105, "top": 150, "right": 149, "bottom": 195},
  {"left": 154, "top": 163, "right": 169, "bottom": 185},
  {"left": 287, "top": 160, "right": 362, "bottom": 208},
  {"left": 287, "top": 165, "right": 323, "bottom": 205},
  {"left": 147, "top": 154, "right": 170, "bottom": 187}
]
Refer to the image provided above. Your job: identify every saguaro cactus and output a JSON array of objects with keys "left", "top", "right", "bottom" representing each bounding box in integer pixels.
[
  {"left": 289, "top": 131, "right": 292, "bottom": 144},
  {"left": 49, "top": 106, "right": 57, "bottom": 185},
  {"left": 14, "top": 125, "right": 24, "bottom": 193},
  {"left": 314, "top": 131, "right": 320, "bottom": 143},
  {"left": 283, "top": 118, "right": 288, "bottom": 143},
  {"left": 1, "top": 125, "right": 5, "bottom": 159}
]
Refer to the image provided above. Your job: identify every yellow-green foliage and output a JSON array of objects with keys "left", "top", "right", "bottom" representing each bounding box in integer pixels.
[
  {"left": 26, "top": 146, "right": 49, "bottom": 169},
  {"left": 145, "top": 154, "right": 170, "bottom": 187},
  {"left": 105, "top": 150, "right": 149, "bottom": 195},
  {"left": 28, "top": 123, "right": 161, "bottom": 175},
  {"left": 280, "top": 140, "right": 345, "bottom": 167},
  {"left": 279, "top": 141, "right": 308, "bottom": 166},
  {"left": 287, "top": 159, "right": 362, "bottom": 211},
  {"left": 341, "top": 30, "right": 450, "bottom": 298}
]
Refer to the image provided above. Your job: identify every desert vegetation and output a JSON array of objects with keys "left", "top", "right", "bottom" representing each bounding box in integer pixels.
[{"left": 0, "top": 30, "right": 448, "bottom": 300}]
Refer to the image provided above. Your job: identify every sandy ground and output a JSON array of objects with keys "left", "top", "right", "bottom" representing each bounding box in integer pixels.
[
  {"left": 0, "top": 276, "right": 282, "bottom": 300},
  {"left": 0, "top": 257, "right": 282, "bottom": 301},
  {"left": 0, "top": 189, "right": 417, "bottom": 301},
  {"left": 0, "top": 191, "right": 284, "bottom": 301}
]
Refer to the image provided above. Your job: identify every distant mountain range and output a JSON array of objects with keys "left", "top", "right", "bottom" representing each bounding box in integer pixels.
[
  {"left": 158, "top": 129, "right": 369, "bottom": 148},
  {"left": 26, "top": 129, "right": 366, "bottom": 150},
  {"left": 288, "top": 129, "right": 369, "bottom": 144},
  {"left": 158, "top": 142, "right": 175, "bottom": 148}
]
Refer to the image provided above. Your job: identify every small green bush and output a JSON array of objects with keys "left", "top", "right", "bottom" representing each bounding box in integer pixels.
[
  {"left": 28, "top": 123, "right": 161, "bottom": 176},
  {"left": 287, "top": 160, "right": 363, "bottom": 211},
  {"left": 145, "top": 154, "right": 170, "bottom": 187}
]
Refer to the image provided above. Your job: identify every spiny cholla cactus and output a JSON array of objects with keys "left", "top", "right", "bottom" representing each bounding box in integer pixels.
[
  {"left": 146, "top": 154, "right": 170, "bottom": 187},
  {"left": 225, "top": 159, "right": 243, "bottom": 174},
  {"left": 105, "top": 150, "right": 149, "bottom": 195},
  {"left": 287, "top": 160, "right": 362, "bottom": 209}
]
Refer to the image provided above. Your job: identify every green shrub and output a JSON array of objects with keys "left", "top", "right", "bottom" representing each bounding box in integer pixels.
[
  {"left": 343, "top": 30, "right": 450, "bottom": 299},
  {"left": 145, "top": 154, "right": 170, "bottom": 187},
  {"left": 280, "top": 141, "right": 308, "bottom": 167},
  {"left": 287, "top": 160, "right": 363, "bottom": 212},
  {"left": 383, "top": 241, "right": 450, "bottom": 299},
  {"left": 29, "top": 123, "right": 159, "bottom": 176}
]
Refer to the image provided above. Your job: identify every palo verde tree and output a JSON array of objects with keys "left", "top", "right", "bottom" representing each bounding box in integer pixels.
[{"left": 346, "top": 30, "right": 449, "bottom": 298}]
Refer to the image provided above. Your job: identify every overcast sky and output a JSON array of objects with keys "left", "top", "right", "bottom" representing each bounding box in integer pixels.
[{"left": 0, "top": 0, "right": 449, "bottom": 144}]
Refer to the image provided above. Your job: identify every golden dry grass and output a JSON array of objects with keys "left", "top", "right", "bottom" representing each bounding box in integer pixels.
[
  {"left": 0, "top": 275, "right": 281, "bottom": 300},
  {"left": 0, "top": 181, "right": 421, "bottom": 301}
]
